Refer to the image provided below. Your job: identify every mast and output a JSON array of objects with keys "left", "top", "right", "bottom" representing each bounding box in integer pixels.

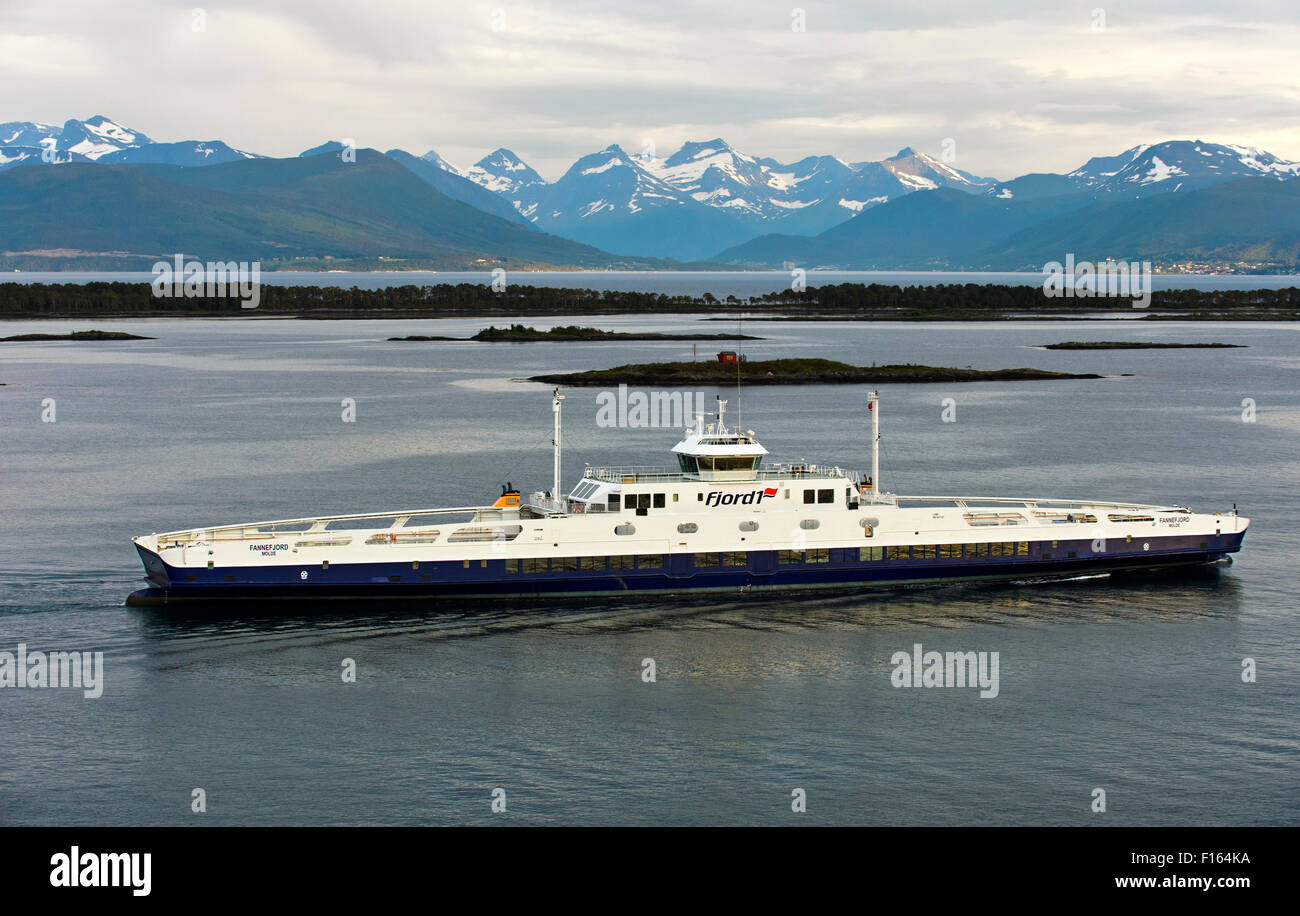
[
  {"left": 868, "top": 390, "right": 880, "bottom": 497},
  {"left": 552, "top": 388, "right": 564, "bottom": 499}
]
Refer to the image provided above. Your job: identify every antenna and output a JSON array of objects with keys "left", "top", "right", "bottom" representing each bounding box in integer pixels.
[
  {"left": 552, "top": 388, "right": 564, "bottom": 501},
  {"left": 736, "top": 311, "right": 742, "bottom": 430},
  {"left": 868, "top": 390, "right": 880, "bottom": 498}
]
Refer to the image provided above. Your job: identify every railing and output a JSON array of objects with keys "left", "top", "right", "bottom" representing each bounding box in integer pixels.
[
  {"left": 582, "top": 463, "right": 861, "bottom": 484},
  {"left": 527, "top": 494, "right": 570, "bottom": 515},
  {"left": 153, "top": 505, "right": 488, "bottom": 547},
  {"left": 898, "top": 496, "right": 1191, "bottom": 512}
]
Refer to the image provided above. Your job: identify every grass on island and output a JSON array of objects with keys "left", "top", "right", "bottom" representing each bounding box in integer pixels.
[
  {"left": 390, "top": 323, "right": 763, "bottom": 342},
  {"left": 0, "top": 329, "right": 152, "bottom": 342},
  {"left": 530, "top": 357, "right": 1106, "bottom": 386},
  {"left": 1041, "top": 340, "right": 1245, "bottom": 350}
]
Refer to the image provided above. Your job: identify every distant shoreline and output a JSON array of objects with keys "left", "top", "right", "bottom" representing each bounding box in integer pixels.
[{"left": 1, "top": 280, "right": 1295, "bottom": 322}]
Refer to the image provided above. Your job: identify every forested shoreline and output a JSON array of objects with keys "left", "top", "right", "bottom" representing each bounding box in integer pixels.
[{"left": 1, "top": 281, "right": 1296, "bottom": 319}]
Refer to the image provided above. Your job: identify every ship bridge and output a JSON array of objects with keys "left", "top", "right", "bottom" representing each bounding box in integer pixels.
[{"left": 671, "top": 400, "right": 768, "bottom": 482}]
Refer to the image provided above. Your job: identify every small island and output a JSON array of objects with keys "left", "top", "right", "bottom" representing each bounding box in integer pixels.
[
  {"left": 1040, "top": 341, "right": 1244, "bottom": 350},
  {"left": 390, "top": 323, "right": 763, "bottom": 342},
  {"left": 0, "top": 329, "right": 153, "bottom": 342},
  {"left": 530, "top": 358, "right": 1105, "bottom": 386}
]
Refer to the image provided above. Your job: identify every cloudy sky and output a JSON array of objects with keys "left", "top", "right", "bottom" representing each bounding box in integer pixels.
[{"left": 4, "top": 0, "right": 1298, "bottom": 180}]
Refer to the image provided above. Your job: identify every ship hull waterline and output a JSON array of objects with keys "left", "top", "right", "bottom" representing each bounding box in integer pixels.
[{"left": 126, "top": 532, "right": 1243, "bottom": 607}]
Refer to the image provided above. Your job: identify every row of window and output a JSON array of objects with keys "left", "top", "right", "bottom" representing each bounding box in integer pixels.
[
  {"left": 693, "top": 551, "right": 748, "bottom": 567},
  {"left": 861, "top": 542, "right": 1030, "bottom": 561},
  {"left": 612, "top": 493, "right": 671, "bottom": 510},
  {"left": 778, "top": 549, "right": 830, "bottom": 564},
  {"left": 505, "top": 555, "right": 664, "bottom": 573},
  {"left": 502, "top": 541, "right": 1035, "bottom": 574}
]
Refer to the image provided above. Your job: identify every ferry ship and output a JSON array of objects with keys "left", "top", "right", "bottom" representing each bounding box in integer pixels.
[{"left": 126, "top": 391, "right": 1248, "bottom": 605}]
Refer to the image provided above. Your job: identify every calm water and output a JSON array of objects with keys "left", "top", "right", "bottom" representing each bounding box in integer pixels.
[
  {"left": 7, "top": 269, "right": 1300, "bottom": 296},
  {"left": 0, "top": 315, "right": 1297, "bottom": 825}
]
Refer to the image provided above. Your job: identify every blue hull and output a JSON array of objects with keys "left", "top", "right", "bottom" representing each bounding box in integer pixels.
[{"left": 127, "top": 532, "right": 1245, "bottom": 606}]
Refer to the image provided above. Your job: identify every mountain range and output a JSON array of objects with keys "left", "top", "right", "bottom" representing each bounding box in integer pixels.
[
  {"left": 2, "top": 115, "right": 1298, "bottom": 270},
  {"left": 421, "top": 139, "right": 992, "bottom": 259}
]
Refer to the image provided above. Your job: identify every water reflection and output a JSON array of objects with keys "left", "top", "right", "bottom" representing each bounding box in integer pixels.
[{"left": 128, "top": 564, "right": 1244, "bottom": 644}]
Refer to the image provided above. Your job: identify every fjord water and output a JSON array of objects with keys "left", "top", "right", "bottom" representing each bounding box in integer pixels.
[{"left": 0, "top": 315, "right": 1296, "bottom": 825}]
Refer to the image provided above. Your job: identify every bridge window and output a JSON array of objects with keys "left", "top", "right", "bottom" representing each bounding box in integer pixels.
[
  {"left": 803, "top": 489, "right": 815, "bottom": 504},
  {"left": 817, "top": 489, "right": 834, "bottom": 504},
  {"left": 696, "top": 455, "right": 760, "bottom": 472},
  {"left": 653, "top": 493, "right": 665, "bottom": 509},
  {"left": 607, "top": 494, "right": 620, "bottom": 511}
]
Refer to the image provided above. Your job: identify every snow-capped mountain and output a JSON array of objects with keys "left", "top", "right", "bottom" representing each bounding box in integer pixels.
[
  {"left": 456, "top": 137, "right": 998, "bottom": 252},
  {"left": 1, "top": 121, "right": 63, "bottom": 148},
  {"left": 633, "top": 140, "right": 991, "bottom": 224},
  {"left": 384, "top": 148, "right": 532, "bottom": 226},
  {"left": 0, "top": 116, "right": 260, "bottom": 171},
  {"left": 542, "top": 144, "right": 698, "bottom": 217},
  {"left": 639, "top": 139, "right": 782, "bottom": 218},
  {"left": 56, "top": 115, "right": 152, "bottom": 159},
  {"left": 875, "top": 147, "right": 992, "bottom": 192},
  {"left": 464, "top": 148, "right": 545, "bottom": 198},
  {"left": 0, "top": 116, "right": 149, "bottom": 170},
  {"left": 420, "top": 149, "right": 459, "bottom": 173},
  {"left": 987, "top": 140, "right": 1300, "bottom": 201},
  {"left": 516, "top": 144, "right": 748, "bottom": 259},
  {"left": 100, "top": 140, "right": 257, "bottom": 166}
]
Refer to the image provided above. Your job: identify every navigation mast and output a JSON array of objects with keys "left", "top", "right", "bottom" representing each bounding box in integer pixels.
[
  {"left": 552, "top": 388, "right": 564, "bottom": 499},
  {"left": 868, "top": 390, "right": 880, "bottom": 497}
]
